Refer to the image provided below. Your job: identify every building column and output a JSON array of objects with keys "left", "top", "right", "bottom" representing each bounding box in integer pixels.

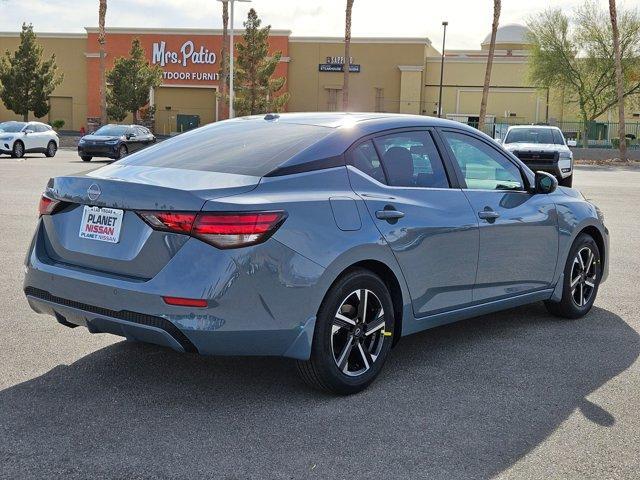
[{"left": 397, "top": 65, "right": 424, "bottom": 115}]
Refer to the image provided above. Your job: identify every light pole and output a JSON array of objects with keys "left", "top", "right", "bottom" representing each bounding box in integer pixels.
[
  {"left": 437, "top": 21, "right": 448, "bottom": 118},
  {"left": 217, "top": 0, "right": 251, "bottom": 119}
]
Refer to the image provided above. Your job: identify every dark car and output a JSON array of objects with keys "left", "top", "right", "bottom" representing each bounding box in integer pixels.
[{"left": 77, "top": 124, "right": 156, "bottom": 162}]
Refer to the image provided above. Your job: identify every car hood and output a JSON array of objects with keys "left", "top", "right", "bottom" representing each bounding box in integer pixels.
[
  {"left": 82, "top": 135, "right": 122, "bottom": 142},
  {"left": 504, "top": 142, "right": 570, "bottom": 153},
  {"left": 0, "top": 132, "right": 21, "bottom": 138}
]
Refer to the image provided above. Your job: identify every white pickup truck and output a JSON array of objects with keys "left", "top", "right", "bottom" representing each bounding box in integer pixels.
[{"left": 500, "top": 125, "right": 574, "bottom": 187}]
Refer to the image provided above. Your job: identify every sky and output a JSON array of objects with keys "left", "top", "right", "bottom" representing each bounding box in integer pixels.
[{"left": 0, "top": 0, "right": 625, "bottom": 50}]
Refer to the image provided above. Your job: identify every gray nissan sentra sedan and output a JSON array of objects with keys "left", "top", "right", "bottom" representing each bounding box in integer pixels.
[{"left": 24, "top": 113, "right": 608, "bottom": 394}]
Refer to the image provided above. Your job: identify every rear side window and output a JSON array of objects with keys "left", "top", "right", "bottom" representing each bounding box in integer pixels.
[
  {"left": 119, "top": 121, "right": 332, "bottom": 176},
  {"left": 351, "top": 141, "right": 386, "bottom": 183},
  {"left": 373, "top": 131, "right": 449, "bottom": 188}
]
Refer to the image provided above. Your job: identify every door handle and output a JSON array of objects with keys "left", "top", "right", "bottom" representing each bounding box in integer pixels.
[
  {"left": 376, "top": 208, "right": 405, "bottom": 222},
  {"left": 478, "top": 209, "right": 500, "bottom": 221}
]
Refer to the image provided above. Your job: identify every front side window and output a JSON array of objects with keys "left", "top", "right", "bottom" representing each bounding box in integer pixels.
[
  {"left": 373, "top": 131, "right": 449, "bottom": 188},
  {"left": 442, "top": 130, "right": 524, "bottom": 191}
]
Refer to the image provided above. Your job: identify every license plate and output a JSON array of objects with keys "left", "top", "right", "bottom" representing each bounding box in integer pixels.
[{"left": 79, "top": 206, "right": 124, "bottom": 243}]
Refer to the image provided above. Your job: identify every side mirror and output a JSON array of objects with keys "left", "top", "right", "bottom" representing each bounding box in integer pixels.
[
  {"left": 24, "top": 129, "right": 34, "bottom": 135},
  {"left": 567, "top": 139, "right": 577, "bottom": 147},
  {"left": 126, "top": 133, "right": 136, "bottom": 139},
  {"left": 535, "top": 171, "right": 558, "bottom": 194}
]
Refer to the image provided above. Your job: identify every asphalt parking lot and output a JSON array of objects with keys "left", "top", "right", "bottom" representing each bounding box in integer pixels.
[{"left": 1, "top": 149, "right": 639, "bottom": 479}]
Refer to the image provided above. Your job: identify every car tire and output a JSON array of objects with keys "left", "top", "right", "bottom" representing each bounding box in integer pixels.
[
  {"left": 80, "top": 155, "right": 92, "bottom": 162},
  {"left": 11, "top": 141, "right": 24, "bottom": 158},
  {"left": 559, "top": 175, "right": 573, "bottom": 187},
  {"left": 545, "top": 233, "right": 601, "bottom": 319},
  {"left": 45, "top": 141, "right": 57, "bottom": 158},
  {"left": 116, "top": 145, "right": 128, "bottom": 159},
  {"left": 296, "top": 268, "right": 395, "bottom": 395}
]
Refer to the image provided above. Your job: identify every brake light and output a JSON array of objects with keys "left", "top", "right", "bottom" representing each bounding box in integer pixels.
[
  {"left": 138, "top": 210, "right": 287, "bottom": 249},
  {"left": 38, "top": 194, "right": 61, "bottom": 216}
]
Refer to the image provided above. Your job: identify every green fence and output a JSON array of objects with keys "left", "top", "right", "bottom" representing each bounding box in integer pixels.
[{"left": 473, "top": 119, "right": 640, "bottom": 149}]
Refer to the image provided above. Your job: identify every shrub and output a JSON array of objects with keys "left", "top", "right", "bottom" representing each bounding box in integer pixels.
[{"left": 51, "top": 119, "right": 65, "bottom": 130}]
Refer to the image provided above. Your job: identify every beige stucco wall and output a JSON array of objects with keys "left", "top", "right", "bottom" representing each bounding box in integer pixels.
[
  {"left": 288, "top": 39, "right": 429, "bottom": 114},
  {"left": 423, "top": 55, "right": 557, "bottom": 122},
  {"left": 154, "top": 86, "right": 218, "bottom": 135},
  {"left": 0, "top": 34, "right": 87, "bottom": 130}
]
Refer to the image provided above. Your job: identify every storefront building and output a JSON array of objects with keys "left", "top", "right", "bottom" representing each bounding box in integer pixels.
[{"left": 1, "top": 24, "right": 635, "bottom": 133}]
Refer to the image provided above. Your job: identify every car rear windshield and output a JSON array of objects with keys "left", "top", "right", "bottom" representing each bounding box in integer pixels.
[
  {"left": 94, "top": 125, "right": 129, "bottom": 136},
  {"left": 0, "top": 122, "right": 26, "bottom": 133},
  {"left": 504, "top": 128, "right": 564, "bottom": 145},
  {"left": 119, "top": 120, "right": 332, "bottom": 176}
]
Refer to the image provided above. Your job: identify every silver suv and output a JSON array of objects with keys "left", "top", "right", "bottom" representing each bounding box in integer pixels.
[{"left": 501, "top": 125, "right": 574, "bottom": 187}]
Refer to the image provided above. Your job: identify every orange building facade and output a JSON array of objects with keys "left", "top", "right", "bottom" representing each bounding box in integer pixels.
[{"left": 85, "top": 28, "right": 290, "bottom": 134}]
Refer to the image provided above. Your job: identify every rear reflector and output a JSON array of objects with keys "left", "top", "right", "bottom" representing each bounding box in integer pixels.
[
  {"left": 162, "top": 296, "right": 208, "bottom": 308},
  {"left": 38, "top": 194, "right": 61, "bottom": 216},
  {"left": 138, "top": 210, "right": 287, "bottom": 249}
]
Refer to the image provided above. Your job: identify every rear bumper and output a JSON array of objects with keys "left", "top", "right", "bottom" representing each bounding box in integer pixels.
[{"left": 23, "top": 221, "right": 325, "bottom": 360}]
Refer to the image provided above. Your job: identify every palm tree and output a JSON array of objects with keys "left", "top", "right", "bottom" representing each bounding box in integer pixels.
[
  {"left": 478, "top": 0, "right": 501, "bottom": 134},
  {"left": 220, "top": 0, "right": 229, "bottom": 120},
  {"left": 609, "top": 0, "right": 627, "bottom": 162},
  {"left": 342, "top": 0, "right": 354, "bottom": 111},
  {"left": 98, "top": 0, "right": 107, "bottom": 126}
]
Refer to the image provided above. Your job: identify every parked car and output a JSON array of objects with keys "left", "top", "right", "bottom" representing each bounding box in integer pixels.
[
  {"left": 77, "top": 124, "right": 156, "bottom": 162},
  {"left": 500, "top": 125, "right": 574, "bottom": 187},
  {"left": 0, "top": 121, "right": 58, "bottom": 158},
  {"left": 24, "top": 113, "right": 608, "bottom": 394}
]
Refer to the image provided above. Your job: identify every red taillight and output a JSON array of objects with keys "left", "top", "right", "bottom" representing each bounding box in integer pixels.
[
  {"left": 38, "top": 194, "right": 61, "bottom": 216},
  {"left": 138, "top": 210, "right": 286, "bottom": 249},
  {"left": 162, "top": 296, "right": 207, "bottom": 308},
  {"left": 138, "top": 212, "right": 196, "bottom": 233}
]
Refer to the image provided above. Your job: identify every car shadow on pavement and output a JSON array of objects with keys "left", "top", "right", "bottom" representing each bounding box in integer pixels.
[{"left": 0, "top": 304, "right": 637, "bottom": 479}]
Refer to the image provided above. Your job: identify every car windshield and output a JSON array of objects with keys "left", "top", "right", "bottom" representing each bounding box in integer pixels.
[
  {"left": 0, "top": 122, "right": 26, "bottom": 133},
  {"left": 94, "top": 125, "right": 129, "bottom": 136},
  {"left": 504, "top": 128, "right": 564, "bottom": 145},
  {"left": 119, "top": 120, "right": 332, "bottom": 176}
]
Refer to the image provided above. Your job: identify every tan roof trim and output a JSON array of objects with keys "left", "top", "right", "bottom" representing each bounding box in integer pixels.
[
  {"left": 290, "top": 36, "right": 431, "bottom": 45},
  {"left": 0, "top": 31, "right": 86, "bottom": 39},
  {"left": 426, "top": 56, "right": 529, "bottom": 64},
  {"left": 398, "top": 65, "right": 424, "bottom": 72},
  {"left": 84, "top": 27, "right": 291, "bottom": 36}
]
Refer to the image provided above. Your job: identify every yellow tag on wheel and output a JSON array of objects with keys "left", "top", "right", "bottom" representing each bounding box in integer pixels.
[{"left": 382, "top": 330, "right": 392, "bottom": 337}]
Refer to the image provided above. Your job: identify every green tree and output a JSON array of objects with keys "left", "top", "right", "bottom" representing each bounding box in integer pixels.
[
  {"left": 106, "top": 39, "right": 162, "bottom": 122},
  {"left": 526, "top": 3, "right": 640, "bottom": 147},
  {"left": 0, "top": 23, "right": 63, "bottom": 121},
  {"left": 233, "top": 8, "right": 290, "bottom": 116}
]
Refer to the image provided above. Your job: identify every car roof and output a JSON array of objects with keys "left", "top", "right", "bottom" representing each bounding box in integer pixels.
[
  {"left": 243, "top": 112, "right": 484, "bottom": 176},
  {"left": 239, "top": 112, "right": 468, "bottom": 130},
  {"left": 507, "top": 125, "right": 561, "bottom": 131}
]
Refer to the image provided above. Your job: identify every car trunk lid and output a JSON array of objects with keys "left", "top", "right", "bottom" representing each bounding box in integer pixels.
[{"left": 40, "top": 165, "right": 260, "bottom": 279}]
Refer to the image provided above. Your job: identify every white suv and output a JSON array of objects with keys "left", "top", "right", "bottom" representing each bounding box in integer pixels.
[
  {"left": 0, "top": 121, "right": 59, "bottom": 158},
  {"left": 500, "top": 125, "right": 574, "bottom": 187}
]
